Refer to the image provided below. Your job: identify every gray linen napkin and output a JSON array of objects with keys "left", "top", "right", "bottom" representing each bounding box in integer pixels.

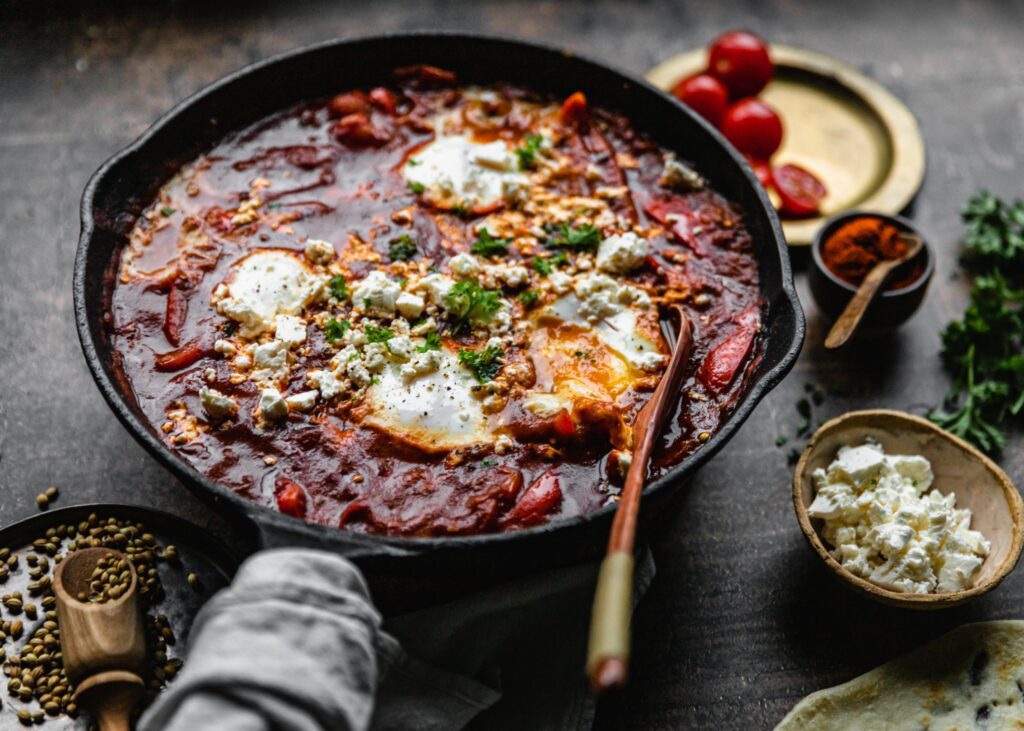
[{"left": 139, "top": 547, "right": 655, "bottom": 731}]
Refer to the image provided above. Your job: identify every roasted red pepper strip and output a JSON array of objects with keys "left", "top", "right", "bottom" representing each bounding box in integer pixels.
[
  {"left": 698, "top": 307, "right": 761, "bottom": 394},
  {"left": 501, "top": 471, "right": 562, "bottom": 528},
  {"left": 275, "top": 476, "right": 308, "bottom": 519},
  {"left": 163, "top": 281, "right": 188, "bottom": 346},
  {"left": 644, "top": 197, "right": 705, "bottom": 256},
  {"left": 154, "top": 342, "right": 205, "bottom": 372}
]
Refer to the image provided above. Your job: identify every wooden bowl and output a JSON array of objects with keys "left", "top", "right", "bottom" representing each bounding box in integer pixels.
[{"left": 793, "top": 410, "right": 1024, "bottom": 609}]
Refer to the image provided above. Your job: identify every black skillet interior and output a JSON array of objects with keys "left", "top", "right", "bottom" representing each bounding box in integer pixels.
[
  {"left": 75, "top": 33, "right": 804, "bottom": 609},
  {"left": 0, "top": 504, "right": 239, "bottom": 730}
]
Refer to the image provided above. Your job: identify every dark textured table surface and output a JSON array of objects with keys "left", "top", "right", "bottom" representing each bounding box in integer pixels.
[{"left": 3, "top": 1, "right": 1024, "bottom": 728}]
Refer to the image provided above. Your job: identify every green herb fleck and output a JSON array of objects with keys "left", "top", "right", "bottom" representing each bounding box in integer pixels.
[
  {"left": 221, "top": 321, "right": 238, "bottom": 336},
  {"left": 517, "top": 290, "right": 539, "bottom": 307},
  {"left": 515, "top": 134, "right": 544, "bottom": 170},
  {"left": 408, "top": 158, "right": 422, "bottom": 167},
  {"left": 328, "top": 275, "right": 350, "bottom": 301},
  {"left": 408, "top": 181, "right": 425, "bottom": 194},
  {"left": 324, "top": 318, "right": 350, "bottom": 343},
  {"left": 545, "top": 222, "right": 601, "bottom": 251},
  {"left": 775, "top": 435, "right": 788, "bottom": 447},
  {"left": 444, "top": 281, "right": 502, "bottom": 332},
  {"left": 364, "top": 325, "right": 394, "bottom": 344},
  {"left": 480, "top": 458, "right": 497, "bottom": 468},
  {"left": 458, "top": 345, "right": 504, "bottom": 383},
  {"left": 451, "top": 204, "right": 471, "bottom": 218},
  {"left": 531, "top": 256, "right": 553, "bottom": 276},
  {"left": 160, "top": 206, "right": 176, "bottom": 217},
  {"left": 471, "top": 229, "right": 511, "bottom": 258},
  {"left": 389, "top": 234, "right": 418, "bottom": 261},
  {"left": 418, "top": 332, "right": 442, "bottom": 352}
]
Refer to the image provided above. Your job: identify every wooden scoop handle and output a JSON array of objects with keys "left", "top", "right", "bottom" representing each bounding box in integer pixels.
[{"left": 74, "top": 671, "right": 144, "bottom": 731}]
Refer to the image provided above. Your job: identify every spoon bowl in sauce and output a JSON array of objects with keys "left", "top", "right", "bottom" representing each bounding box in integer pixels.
[{"left": 793, "top": 410, "right": 1024, "bottom": 609}]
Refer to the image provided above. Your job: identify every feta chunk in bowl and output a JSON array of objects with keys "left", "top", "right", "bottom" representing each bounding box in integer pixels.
[{"left": 792, "top": 409, "right": 1024, "bottom": 609}]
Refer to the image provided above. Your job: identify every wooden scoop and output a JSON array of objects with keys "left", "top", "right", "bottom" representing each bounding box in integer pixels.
[
  {"left": 587, "top": 306, "right": 693, "bottom": 692},
  {"left": 54, "top": 547, "right": 147, "bottom": 731},
  {"left": 824, "top": 234, "right": 923, "bottom": 349}
]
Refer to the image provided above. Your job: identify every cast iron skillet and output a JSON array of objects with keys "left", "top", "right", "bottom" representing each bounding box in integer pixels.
[{"left": 74, "top": 33, "right": 804, "bottom": 610}]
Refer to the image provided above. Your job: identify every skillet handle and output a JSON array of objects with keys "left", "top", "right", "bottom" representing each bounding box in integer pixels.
[{"left": 252, "top": 513, "right": 418, "bottom": 560}]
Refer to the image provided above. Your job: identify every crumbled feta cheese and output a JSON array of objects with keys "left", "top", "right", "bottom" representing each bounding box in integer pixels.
[
  {"left": 659, "top": 154, "right": 704, "bottom": 191},
  {"left": 411, "top": 317, "right": 437, "bottom": 335},
  {"left": 808, "top": 441, "right": 990, "bottom": 594},
  {"left": 214, "top": 339, "right": 237, "bottom": 357},
  {"left": 450, "top": 252, "right": 482, "bottom": 278},
  {"left": 329, "top": 345, "right": 360, "bottom": 372},
  {"left": 285, "top": 390, "right": 319, "bottom": 412},
  {"left": 352, "top": 270, "right": 401, "bottom": 316},
  {"left": 396, "top": 292, "right": 425, "bottom": 319},
  {"left": 596, "top": 231, "right": 649, "bottom": 274},
  {"left": 362, "top": 343, "right": 389, "bottom": 373},
  {"left": 491, "top": 264, "right": 530, "bottom": 289},
  {"left": 522, "top": 392, "right": 566, "bottom": 418},
  {"left": 400, "top": 349, "right": 444, "bottom": 380},
  {"left": 548, "top": 271, "right": 573, "bottom": 295},
  {"left": 304, "top": 239, "right": 335, "bottom": 265},
  {"left": 488, "top": 303, "right": 512, "bottom": 334},
  {"left": 252, "top": 340, "right": 289, "bottom": 372},
  {"left": 414, "top": 273, "right": 455, "bottom": 306},
  {"left": 199, "top": 388, "right": 238, "bottom": 420},
  {"left": 346, "top": 359, "right": 372, "bottom": 388},
  {"left": 257, "top": 388, "right": 288, "bottom": 422},
  {"left": 575, "top": 274, "right": 622, "bottom": 321},
  {"left": 386, "top": 335, "right": 416, "bottom": 361},
  {"left": 274, "top": 315, "right": 307, "bottom": 346},
  {"left": 494, "top": 434, "right": 514, "bottom": 455},
  {"left": 629, "top": 351, "right": 669, "bottom": 372},
  {"left": 308, "top": 369, "right": 345, "bottom": 399}
]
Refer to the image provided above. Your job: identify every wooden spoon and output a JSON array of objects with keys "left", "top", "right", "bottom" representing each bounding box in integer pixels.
[
  {"left": 54, "top": 547, "right": 147, "bottom": 731},
  {"left": 587, "top": 306, "right": 693, "bottom": 692},
  {"left": 824, "top": 234, "right": 923, "bottom": 349}
]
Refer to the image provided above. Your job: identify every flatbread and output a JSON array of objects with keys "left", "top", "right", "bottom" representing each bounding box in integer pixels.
[{"left": 776, "top": 621, "right": 1024, "bottom": 730}]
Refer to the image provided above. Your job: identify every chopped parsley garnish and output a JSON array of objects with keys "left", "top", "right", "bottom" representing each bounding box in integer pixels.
[
  {"left": 389, "top": 234, "right": 418, "bottom": 261},
  {"left": 515, "top": 134, "right": 544, "bottom": 170},
  {"left": 470, "top": 229, "right": 511, "bottom": 258},
  {"left": 545, "top": 222, "right": 602, "bottom": 251},
  {"left": 444, "top": 281, "right": 502, "bottom": 332},
  {"left": 323, "top": 318, "right": 350, "bottom": 342},
  {"left": 221, "top": 321, "right": 238, "bottom": 336},
  {"left": 573, "top": 349, "right": 592, "bottom": 360},
  {"left": 531, "top": 256, "right": 553, "bottom": 276},
  {"left": 364, "top": 325, "right": 394, "bottom": 344},
  {"left": 418, "top": 332, "right": 442, "bottom": 352},
  {"left": 458, "top": 345, "right": 504, "bottom": 383},
  {"left": 408, "top": 181, "right": 425, "bottom": 194},
  {"left": 160, "top": 206, "right": 176, "bottom": 217},
  {"left": 328, "top": 275, "right": 350, "bottom": 301},
  {"left": 451, "top": 204, "right": 471, "bottom": 218},
  {"left": 407, "top": 158, "right": 422, "bottom": 167},
  {"left": 480, "top": 458, "right": 497, "bottom": 468},
  {"left": 517, "top": 290, "right": 539, "bottom": 307}
]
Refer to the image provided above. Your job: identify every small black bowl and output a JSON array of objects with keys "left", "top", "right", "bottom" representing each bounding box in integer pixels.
[{"left": 809, "top": 211, "right": 933, "bottom": 333}]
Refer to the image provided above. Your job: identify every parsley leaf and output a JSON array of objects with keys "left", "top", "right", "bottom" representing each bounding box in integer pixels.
[
  {"left": 961, "top": 191, "right": 1024, "bottom": 269},
  {"left": 328, "top": 276, "right": 350, "bottom": 301},
  {"left": 531, "top": 256, "right": 553, "bottom": 276},
  {"left": 389, "top": 235, "right": 418, "bottom": 261},
  {"left": 408, "top": 181, "right": 425, "bottom": 194},
  {"left": 517, "top": 290, "right": 539, "bottom": 307},
  {"left": 545, "top": 222, "right": 601, "bottom": 251},
  {"left": 364, "top": 325, "right": 394, "bottom": 344},
  {"left": 451, "top": 204, "right": 471, "bottom": 218},
  {"left": 324, "top": 318, "right": 350, "bottom": 342},
  {"left": 221, "top": 321, "right": 238, "bottom": 336},
  {"left": 458, "top": 345, "right": 504, "bottom": 383},
  {"left": 444, "top": 281, "right": 502, "bottom": 333},
  {"left": 160, "top": 206, "right": 176, "bottom": 216},
  {"left": 418, "top": 332, "right": 442, "bottom": 352},
  {"left": 515, "top": 134, "right": 544, "bottom": 170},
  {"left": 470, "top": 229, "right": 511, "bottom": 258}
]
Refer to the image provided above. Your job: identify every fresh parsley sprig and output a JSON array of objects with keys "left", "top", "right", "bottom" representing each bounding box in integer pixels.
[
  {"left": 545, "top": 222, "right": 601, "bottom": 251},
  {"left": 444, "top": 281, "right": 502, "bottom": 333},
  {"left": 515, "top": 134, "right": 544, "bottom": 170},
  {"left": 470, "top": 229, "right": 511, "bottom": 258},
  {"left": 389, "top": 235, "right": 418, "bottom": 261},
  {"left": 458, "top": 346, "right": 504, "bottom": 383}
]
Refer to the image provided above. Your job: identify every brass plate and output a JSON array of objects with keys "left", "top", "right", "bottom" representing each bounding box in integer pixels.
[{"left": 646, "top": 45, "right": 926, "bottom": 245}]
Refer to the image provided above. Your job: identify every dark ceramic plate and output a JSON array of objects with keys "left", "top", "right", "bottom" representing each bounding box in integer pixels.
[{"left": 74, "top": 33, "right": 804, "bottom": 608}]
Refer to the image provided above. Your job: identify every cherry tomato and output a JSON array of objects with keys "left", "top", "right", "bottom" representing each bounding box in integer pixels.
[
  {"left": 708, "top": 30, "right": 774, "bottom": 98},
  {"left": 671, "top": 74, "right": 729, "bottom": 126},
  {"left": 747, "top": 157, "right": 774, "bottom": 188},
  {"left": 773, "top": 163, "right": 827, "bottom": 217},
  {"left": 501, "top": 471, "right": 563, "bottom": 528},
  {"left": 275, "top": 476, "right": 307, "bottom": 519},
  {"left": 720, "top": 99, "right": 783, "bottom": 159}
]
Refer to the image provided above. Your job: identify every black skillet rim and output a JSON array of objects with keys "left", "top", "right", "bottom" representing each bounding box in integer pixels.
[{"left": 73, "top": 31, "right": 805, "bottom": 557}]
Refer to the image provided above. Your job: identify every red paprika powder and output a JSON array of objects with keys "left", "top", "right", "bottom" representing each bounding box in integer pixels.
[{"left": 820, "top": 217, "right": 922, "bottom": 290}]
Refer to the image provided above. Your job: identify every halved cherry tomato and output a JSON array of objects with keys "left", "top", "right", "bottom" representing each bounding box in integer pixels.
[
  {"left": 671, "top": 74, "right": 729, "bottom": 126},
  {"left": 708, "top": 30, "right": 774, "bottom": 98},
  {"left": 773, "top": 163, "right": 827, "bottom": 218},
  {"left": 501, "top": 471, "right": 563, "bottom": 528},
  {"left": 560, "top": 92, "right": 589, "bottom": 127},
  {"left": 698, "top": 307, "right": 761, "bottom": 394},
  {"left": 275, "top": 476, "right": 308, "bottom": 519},
  {"left": 326, "top": 92, "right": 370, "bottom": 119},
  {"left": 720, "top": 99, "right": 783, "bottom": 159},
  {"left": 155, "top": 342, "right": 205, "bottom": 372},
  {"left": 552, "top": 410, "right": 576, "bottom": 440}
]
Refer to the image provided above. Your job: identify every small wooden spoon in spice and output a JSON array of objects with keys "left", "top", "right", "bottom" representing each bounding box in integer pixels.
[
  {"left": 824, "top": 234, "right": 923, "bottom": 349},
  {"left": 54, "top": 548, "right": 147, "bottom": 731},
  {"left": 587, "top": 306, "right": 693, "bottom": 692}
]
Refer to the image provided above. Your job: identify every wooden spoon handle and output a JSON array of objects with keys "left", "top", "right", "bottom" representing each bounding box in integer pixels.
[{"left": 824, "top": 260, "right": 899, "bottom": 349}]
